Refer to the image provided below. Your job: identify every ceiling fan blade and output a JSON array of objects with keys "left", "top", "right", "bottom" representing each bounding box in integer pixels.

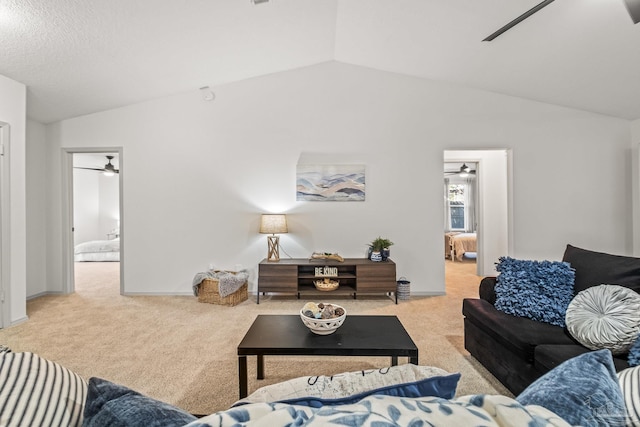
[
  {"left": 74, "top": 167, "right": 106, "bottom": 172},
  {"left": 74, "top": 167, "right": 119, "bottom": 174},
  {"left": 483, "top": 0, "right": 556, "bottom": 41},
  {"left": 624, "top": 0, "right": 640, "bottom": 24}
]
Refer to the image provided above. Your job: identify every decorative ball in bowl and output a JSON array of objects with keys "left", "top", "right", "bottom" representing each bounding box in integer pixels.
[{"left": 300, "top": 302, "right": 346, "bottom": 335}]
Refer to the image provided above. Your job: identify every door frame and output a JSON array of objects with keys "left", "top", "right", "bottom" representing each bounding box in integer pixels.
[
  {"left": 0, "top": 123, "right": 10, "bottom": 327},
  {"left": 62, "top": 147, "right": 124, "bottom": 294},
  {"left": 444, "top": 149, "right": 513, "bottom": 276}
]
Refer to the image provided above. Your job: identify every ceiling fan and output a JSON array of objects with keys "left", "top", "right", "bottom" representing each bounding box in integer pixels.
[
  {"left": 74, "top": 155, "right": 119, "bottom": 175},
  {"left": 483, "top": 0, "right": 640, "bottom": 41},
  {"left": 445, "top": 163, "right": 476, "bottom": 176}
]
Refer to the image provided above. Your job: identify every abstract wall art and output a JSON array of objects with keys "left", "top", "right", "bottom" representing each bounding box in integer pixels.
[{"left": 296, "top": 164, "right": 366, "bottom": 201}]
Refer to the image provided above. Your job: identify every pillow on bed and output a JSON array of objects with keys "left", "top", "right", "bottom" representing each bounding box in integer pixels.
[
  {"left": 233, "top": 364, "right": 460, "bottom": 408},
  {"left": 494, "top": 256, "right": 575, "bottom": 327}
]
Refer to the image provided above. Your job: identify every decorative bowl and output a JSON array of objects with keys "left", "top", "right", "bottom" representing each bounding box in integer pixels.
[
  {"left": 314, "top": 278, "right": 339, "bottom": 292},
  {"left": 300, "top": 303, "right": 346, "bottom": 335}
]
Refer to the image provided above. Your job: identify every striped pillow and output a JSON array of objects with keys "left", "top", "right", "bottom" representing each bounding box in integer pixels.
[
  {"left": 0, "top": 352, "right": 87, "bottom": 427},
  {"left": 618, "top": 366, "right": 640, "bottom": 427}
]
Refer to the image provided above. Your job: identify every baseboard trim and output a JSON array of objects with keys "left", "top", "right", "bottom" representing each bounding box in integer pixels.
[
  {"left": 397, "top": 291, "right": 446, "bottom": 297},
  {"left": 123, "top": 292, "right": 194, "bottom": 296},
  {"left": 27, "top": 291, "right": 65, "bottom": 300},
  {"left": 10, "top": 316, "right": 29, "bottom": 327}
]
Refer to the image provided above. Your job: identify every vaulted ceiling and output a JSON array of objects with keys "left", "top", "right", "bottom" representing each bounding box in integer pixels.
[{"left": 2, "top": 0, "right": 640, "bottom": 124}]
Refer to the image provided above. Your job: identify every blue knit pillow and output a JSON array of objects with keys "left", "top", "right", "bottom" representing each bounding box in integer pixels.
[
  {"left": 494, "top": 257, "right": 575, "bottom": 327},
  {"left": 629, "top": 334, "right": 640, "bottom": 367}
]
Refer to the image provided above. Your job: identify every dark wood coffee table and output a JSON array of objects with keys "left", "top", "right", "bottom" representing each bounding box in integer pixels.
[{"left": 237, "top": 315, "right": 419, "bottom": 398}]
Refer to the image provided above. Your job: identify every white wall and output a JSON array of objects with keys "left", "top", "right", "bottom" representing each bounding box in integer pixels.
[
  {"left": 41, "top": 62, "right": 632, "bottom": 296},
  {"left": 73, "top": 168, "right": 120, "bottom": 245},
  {"left": 26, "top": 119, "right": 48, "bottom": 297},
  {"left": 73, "top": 169, "right": 100, "bottom": 244},
  {"left": 0, "top": 74, "right": 27, "bottom": 323},
  {"left": 98, "top": 174, "right": 119, "bottom": 238}
]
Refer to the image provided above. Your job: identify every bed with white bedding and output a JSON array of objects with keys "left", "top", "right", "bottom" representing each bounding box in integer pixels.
[{"left": 74, "top": 238, "right": 120, "bottom": 262}]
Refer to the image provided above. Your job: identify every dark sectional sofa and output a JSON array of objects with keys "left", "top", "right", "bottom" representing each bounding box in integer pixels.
[{"left": 462, "top": 244, "right": 640, "bottom": 395}]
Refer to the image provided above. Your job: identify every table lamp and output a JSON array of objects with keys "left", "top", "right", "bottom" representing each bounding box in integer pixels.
[{"left": 259, "top": 214, "right": 288, "bottom": 262}]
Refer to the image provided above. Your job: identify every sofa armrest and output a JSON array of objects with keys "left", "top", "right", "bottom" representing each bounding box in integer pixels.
[{"left": 479, "top": 277, "right": 497, "bottom": 305}]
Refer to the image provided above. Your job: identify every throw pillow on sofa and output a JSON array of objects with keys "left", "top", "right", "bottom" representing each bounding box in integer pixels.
[
  {"left": 0, "top": 351, "right": 87, "bottom": 427},
  {"left": 233, "top": 364, "right": 460, "bottom": 408},
  {"left": 618, "top": 365, "right": 640, "bottom": 427},
  {"left": 562, "top": 244, "right": 640, "bottom": 294},
  {"left": 565, "top": 284, "right": 640, "bottom": 355},
  {"left": 517, "top": 349, "right": 627, "bottom": 427},
  {"left": 494, "top": 256, "right": 575, "bottom": 327},
  {"left": 630, "top": 334, "right": 640, "bottom": 367},
  {"left": 83, "top": 377, "right": 197, "bottom": 427}
]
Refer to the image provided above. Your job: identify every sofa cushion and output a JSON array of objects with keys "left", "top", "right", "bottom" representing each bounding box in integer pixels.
[
  {"left": 494, "top": 257, "right": 574, "bottom": 327},
  {"left": 618, "top": 366, "right": 640, "bottom": 427},
  {"left": 83, "top": 377, "right": 196, "bottom": 427},
  {"left": 562, "top": 244, "right": 640, "bottom": 294},
  {"left": 517, "top": 349, "right": 627, "bottom": 427},
  {"left": 534, "top": 344, "right": 630, "bottom": 374},
  {"left": 565, "top": 284, "right": 640, "bottom": 355},
  {"left": 0, "top": 352, "right": 87, "bottom": 427},
  {"left": 234, "top": 364, "right": 460, "bottom": 408},
  {"left": 462, "top": 298, "right": 575, "bottom": 361}
]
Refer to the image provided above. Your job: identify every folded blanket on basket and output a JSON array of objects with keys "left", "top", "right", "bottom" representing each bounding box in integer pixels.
[{"left": 192, "top": 270, "right": 249, "bottom": 298}]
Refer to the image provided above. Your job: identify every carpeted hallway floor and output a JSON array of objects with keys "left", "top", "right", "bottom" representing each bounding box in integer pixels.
[{"left": 0, "top": 259, "right": 509, "bottom": 415}]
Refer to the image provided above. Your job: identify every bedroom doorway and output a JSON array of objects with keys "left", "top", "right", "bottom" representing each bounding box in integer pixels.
[
  {"left": 63, "top": 148, "right": 123, "bottom": 295},
  {"left": 443, "top": 149, "right": 511, "bottom": 282}
]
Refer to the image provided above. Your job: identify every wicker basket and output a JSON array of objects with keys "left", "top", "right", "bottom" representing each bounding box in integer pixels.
[
  {"left": 198, "top": 275, "right": 248, "bottom": 306},
  {"left": 314, "top": 278, "right": 339, "bottom": 292}
]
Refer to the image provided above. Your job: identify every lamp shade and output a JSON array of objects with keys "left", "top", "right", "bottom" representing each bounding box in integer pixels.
[{"left": 259, "top": 214, "right": 288, "bottom": 234}]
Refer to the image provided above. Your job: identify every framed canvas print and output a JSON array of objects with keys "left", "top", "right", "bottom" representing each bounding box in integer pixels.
[{"left": 296, "top": 164, "right": 365, "bottom": 201}]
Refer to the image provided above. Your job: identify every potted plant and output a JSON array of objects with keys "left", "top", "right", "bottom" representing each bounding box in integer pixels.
[{"left": 368, "top": 237, "right": 394, "bottom": 261}]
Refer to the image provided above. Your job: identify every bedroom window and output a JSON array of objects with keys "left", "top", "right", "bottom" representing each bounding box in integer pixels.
[{"left": 447, "top": 184, "right": 466, "bottom": 230}]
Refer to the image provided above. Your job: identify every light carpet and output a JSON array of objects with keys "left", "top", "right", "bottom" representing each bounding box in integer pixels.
[{"left": 0, "top": 259, "right": 509, "bottom": 415}]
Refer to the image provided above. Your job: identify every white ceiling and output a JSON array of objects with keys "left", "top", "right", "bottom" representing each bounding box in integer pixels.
[{"left": 2, "top": 0, "right": 640, "bottom": 123}]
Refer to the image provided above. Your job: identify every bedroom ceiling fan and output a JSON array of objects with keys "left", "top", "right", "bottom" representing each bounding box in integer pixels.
[
  {"left": 483, "top": 0, "right": 640, "bottom": 41},
  {"left": 445, "top": 163, "right": 476, "bottom": 177},
  {"left": 74, "top": 155, "right": 119, "bottom": 176}
]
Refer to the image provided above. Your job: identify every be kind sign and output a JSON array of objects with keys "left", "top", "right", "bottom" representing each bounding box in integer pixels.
[{"left": 315, "top": 266, "right": 338, "bottom": 277}]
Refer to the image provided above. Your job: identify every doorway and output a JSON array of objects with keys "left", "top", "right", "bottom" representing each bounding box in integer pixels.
[
  {"left": 62, "top": 148, "right": 124, "bottom": 294},
  {"left": 443, "top": 149, "right": 512, "bottom": 281}
]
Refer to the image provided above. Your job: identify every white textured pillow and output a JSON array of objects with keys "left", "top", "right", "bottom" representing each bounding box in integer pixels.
[
  {"left": 234, "top": 364, "right": 452, "bottom": 406},
  {"left": 0, "top": 352, "right": 87, "bottom": 427},
  {"left": 618, "top": 366, "right": 640, "bottom": 427},
  {"left": 566, "top": 285, "right": 640, "bottom": 355}
]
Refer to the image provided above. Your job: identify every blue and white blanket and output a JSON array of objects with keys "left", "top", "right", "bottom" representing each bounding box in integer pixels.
[{"left": 185, "top": 394, "right": 571, "bottom": 426}]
